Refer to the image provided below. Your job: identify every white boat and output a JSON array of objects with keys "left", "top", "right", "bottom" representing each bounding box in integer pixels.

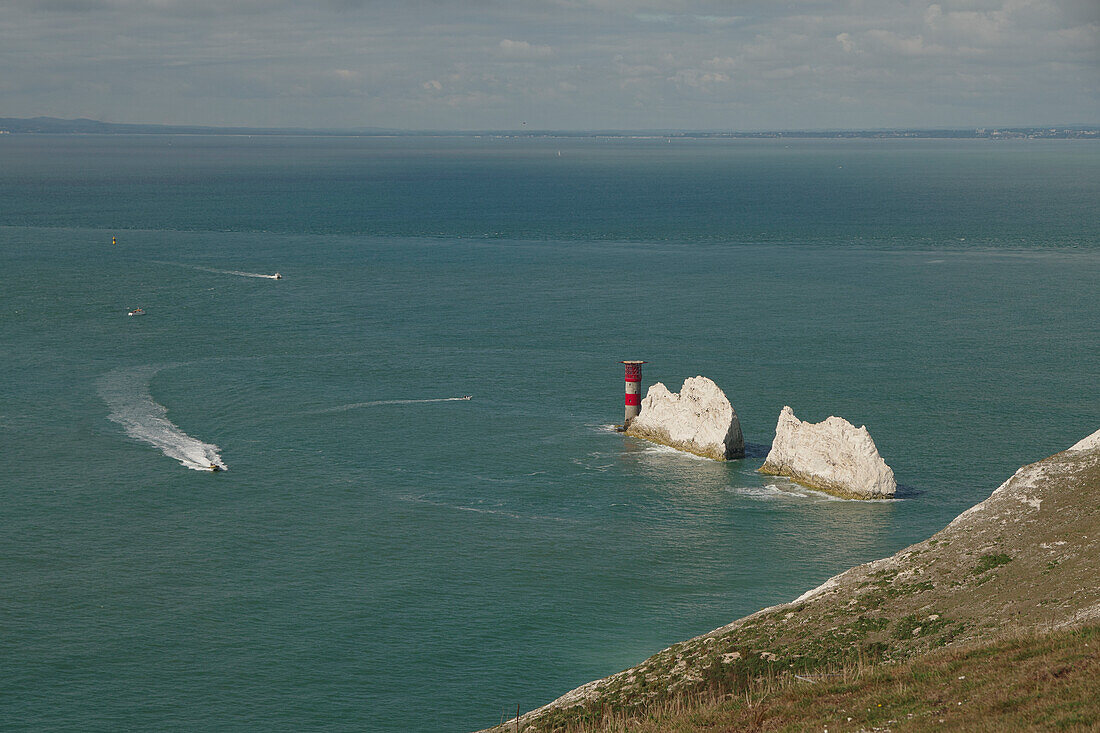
[{"left": 128, "top": 308, "right": 145, "bottom": 317}]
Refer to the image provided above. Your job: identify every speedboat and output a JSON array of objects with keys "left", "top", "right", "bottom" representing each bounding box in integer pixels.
[
  {"left": 128, "top": 308, "right": 145, "bottom": 317},
  {"left": 273, "top": 272, "right": 282, "bottom": 279},
  {"left": 208, "top": 464, "right": 222, "bottom": 472},
  {"left": 461, "top": 395, "right": 472, "bottom": 400}
]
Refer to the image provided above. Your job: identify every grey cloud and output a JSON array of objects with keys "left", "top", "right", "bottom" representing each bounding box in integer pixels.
[
  {"left": 497, "top": 39, "right": 555, "bottom": 59},
  {"left": 0, "top": 0, "right": 1095, "bottom": 128}
]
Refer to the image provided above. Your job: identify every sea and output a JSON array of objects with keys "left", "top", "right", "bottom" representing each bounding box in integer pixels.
[{"left": 1, "top": 134, "right": 1097, "bottom": 731}]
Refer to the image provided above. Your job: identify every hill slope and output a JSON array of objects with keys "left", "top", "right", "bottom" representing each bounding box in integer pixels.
[
  {"left": 543, "top": 623, "right": 1100, "bottom": 732},
  {"left": 484, "top": 428, "right": 1100, "bottom": 732}
]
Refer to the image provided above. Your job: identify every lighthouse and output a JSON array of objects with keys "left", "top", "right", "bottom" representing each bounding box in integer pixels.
[{"left": 620, "top": 360, "right": 646, "bottom": 428}]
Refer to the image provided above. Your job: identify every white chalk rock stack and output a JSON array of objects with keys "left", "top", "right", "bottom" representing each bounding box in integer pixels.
[
  {"left": 760, "top": 406, "right": 896, "bottom": 499},
  {"left": 625, "top": 376, "right": 745, "bottom": 460}
]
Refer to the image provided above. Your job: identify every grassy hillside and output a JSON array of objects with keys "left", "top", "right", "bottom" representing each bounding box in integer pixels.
[
  {"left": 538, "top": 624, "right": 1099, "bottom": 732},
  {"left": 484, "top": 433, "right": 1100, "bottom": 732}
]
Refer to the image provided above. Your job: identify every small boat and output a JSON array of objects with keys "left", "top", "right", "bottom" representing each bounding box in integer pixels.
[
  {"left": 273, "top": 272, "right": 282, "bottom": 280},
  {"left": 209, "top": 464, "right": 222, "bottom": 472},
  {"left": 461, "top": 395, "right": 472, "bottom": 400},
  {"left": 128, "top": 308, "right": 145, "bottom": 317}
]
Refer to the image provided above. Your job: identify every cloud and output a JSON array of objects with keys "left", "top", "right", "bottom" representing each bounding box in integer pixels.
[
  {"left": 0, "top": 0, "right": 1096, "bottom": 129},
  {"left": 864, "top": 30, "right": 944, "bottom": 57},
  {"left": 669, "top": 68, "right": 730, "bottom": 90},
  {"left": 497, "top": 39, "right": 553, "bottom": 59},
  {"left": 702, "top": 56, "right": 738, "bottom": 70}
]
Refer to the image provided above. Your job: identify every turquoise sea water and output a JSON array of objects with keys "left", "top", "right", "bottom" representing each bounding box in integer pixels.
[{"left": 1, "top": 136, "right": 1097, "bottom": 731}]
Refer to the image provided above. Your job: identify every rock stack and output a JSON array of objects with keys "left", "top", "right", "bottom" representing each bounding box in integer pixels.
[
  {"left": 759, "top": 406, "right": 896, "bottom": 499},
  {"left": 625, "top": 376, "right": 745, "bottom": 460}
]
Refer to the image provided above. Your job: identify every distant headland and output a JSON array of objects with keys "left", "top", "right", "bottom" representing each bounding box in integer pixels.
[{"left": 0, "top": 117, "right": 1097, "bottom": 140}]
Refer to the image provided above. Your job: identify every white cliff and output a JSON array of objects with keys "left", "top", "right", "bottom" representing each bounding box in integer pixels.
[
  {"left": 1068, "top": 427, "right": 1100, "bottom": 453},
  {"left": 624, "top": 376, "right": 744, "bottom": 460},
  {"left": 759, "top": 406, "right": 896, "bottom": 499}
]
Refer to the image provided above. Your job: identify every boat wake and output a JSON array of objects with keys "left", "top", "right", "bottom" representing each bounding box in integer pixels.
[
  {"left": 400, "top": 495, "right": 570, "bottom": 523},
  {"left": 98, "top": 365, "right": 227, "bottom": 472},
  {"left": 206, "top": 268, "right": 281, "bottom": 280},
  {"left": 154, "top": 262, "right": 281, "bottom": 279},
  {"left": 305, "top": 397, "right": 472, "bottom": 415}
]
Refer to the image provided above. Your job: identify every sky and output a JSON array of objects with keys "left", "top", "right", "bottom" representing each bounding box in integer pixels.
[{"left": 1, "top": 0, "right": 1097, "bottom": 130}]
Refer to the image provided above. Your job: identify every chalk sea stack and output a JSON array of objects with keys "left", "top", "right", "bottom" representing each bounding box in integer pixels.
[
  {"left": 759, "top": 405, "right": 896, "bottom": 499},
  {"left": 624, "top": 376, "right": 744, "bottom": 460}
]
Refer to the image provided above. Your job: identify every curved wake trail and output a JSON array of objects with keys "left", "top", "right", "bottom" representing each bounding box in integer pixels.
[
  {"left": 98, "top": 365, "right": 227, "bottom": 471},
  {"left": 306, "top": 398, "right": 471, "bottom": 415}
]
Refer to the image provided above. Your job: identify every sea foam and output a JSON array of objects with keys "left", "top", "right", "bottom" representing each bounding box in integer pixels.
[{"left": 154, "top": 261, "right": 280, "bottom": 279}]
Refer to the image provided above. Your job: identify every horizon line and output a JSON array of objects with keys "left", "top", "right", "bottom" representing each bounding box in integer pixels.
[{"left": 1, "top": 116, "right": 1098, "bottom": 137}]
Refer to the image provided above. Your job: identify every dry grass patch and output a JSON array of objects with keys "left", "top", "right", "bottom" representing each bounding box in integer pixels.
[{"left": 534, "top": 624, "right": 1099, "bottom": 733}]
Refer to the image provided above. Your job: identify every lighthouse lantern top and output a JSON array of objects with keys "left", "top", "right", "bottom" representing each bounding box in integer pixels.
[{"left": 620, "top": 360, "right": 646, "bottom": 382}]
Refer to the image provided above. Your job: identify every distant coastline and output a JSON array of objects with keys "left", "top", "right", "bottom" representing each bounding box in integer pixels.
[{"left": 0, "top": 116, "right": 1097, "bottom": 140}]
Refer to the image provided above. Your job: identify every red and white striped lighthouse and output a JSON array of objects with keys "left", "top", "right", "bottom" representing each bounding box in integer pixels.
[{"left": 620, "top": 360, "right": 646, "bottom": 427}]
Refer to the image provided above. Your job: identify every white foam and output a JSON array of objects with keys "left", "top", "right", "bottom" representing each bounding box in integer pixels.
[
  {"left": 214, "top": 269, "right": 281, "bottom": 279},
  {"left": 733, "top": 483, "right": 789, "bottom": 500},
  {"left": 155, "top": 261, "right": 281, "bottom": 279},
  {"left": 400, "top": 495, "right": 569, "bottom": 523},
  {"left": 733, "top": 481, "right": 866, "bottom": 503},
  {"left": 98, "top": 365, "right": 227, "bottom": 472},
  {"left": 570, "top": 455, "right": 613, "bottom": 472},
  {"left": 777, "top": 483, "right": 904, "bottom": 503},
  {"left": 638, "top": 443, "right": 712, "bottom": 461}
]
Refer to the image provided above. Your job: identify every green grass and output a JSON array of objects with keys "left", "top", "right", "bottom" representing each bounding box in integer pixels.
[
  {"left": 529, "top": 624, "right": 1100, "bottom": 732},
  {"left": 971, "top": 553, "right": 1013, "bottom": 575}
]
